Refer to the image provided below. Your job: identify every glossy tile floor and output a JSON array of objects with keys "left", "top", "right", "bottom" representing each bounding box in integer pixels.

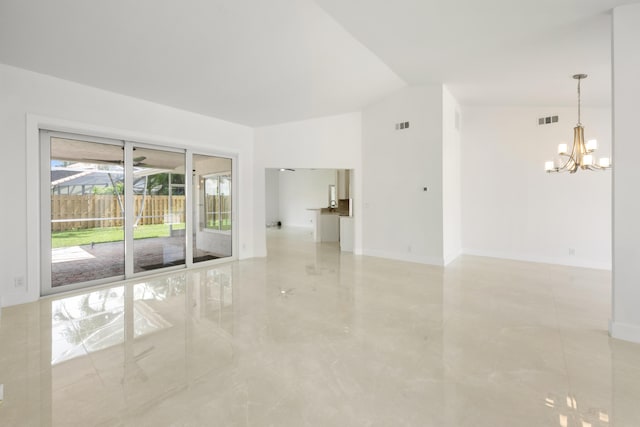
[{"left": 1, "top": 228, "right": 640, "bottom": 426}]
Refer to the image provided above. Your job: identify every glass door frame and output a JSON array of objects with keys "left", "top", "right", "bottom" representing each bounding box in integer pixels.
[
  {"left": 191, "top": 153, "right": 236, "bottom": 263},
  {"left": 40, "top": 130, "right": 127, "bottom": 295},
  {"left": 126, "top": 142, "right": 189, "bottom": 278},
  {"left": 40, "top": 130, "right": 237, "bottom": 297}
]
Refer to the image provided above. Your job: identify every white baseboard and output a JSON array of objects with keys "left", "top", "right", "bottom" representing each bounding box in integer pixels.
[
  {"left": 279, "top": 224, "right": 313, "bottom": 229},
  {"left": 461, "top": 248, "right": 612, "bottom": 271},
  {"left": 443, "top": 250, "right": 462, "bottom": 266},
  {"left": 363, "top": 249, "right": 444, "bottom": 266},
  {"left": 1, "top": 292, "right": 33, "bottom": 308},
  {"left": 610, "top": 320, "right": 640, "bottom": 343}
]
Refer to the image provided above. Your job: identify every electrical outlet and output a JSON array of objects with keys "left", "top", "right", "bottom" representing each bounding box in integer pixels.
[
  {"left": 569, "top": 248, "right": 576, "bottom": 256},
  {"left": 14, "top": 276, "right": 25, "bottom": 288},
  {"left": 407, "top": 245, "right": 412, "bottom": 253}
]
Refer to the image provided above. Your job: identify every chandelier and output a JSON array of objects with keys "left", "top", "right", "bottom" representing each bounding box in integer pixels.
[{"left": 545, "top": 74, "right": 611, "bottom": 173}]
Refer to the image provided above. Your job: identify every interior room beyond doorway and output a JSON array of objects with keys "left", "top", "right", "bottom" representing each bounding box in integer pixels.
[{"left": 265, "top": 168, "right": 355, "bottom": 252}]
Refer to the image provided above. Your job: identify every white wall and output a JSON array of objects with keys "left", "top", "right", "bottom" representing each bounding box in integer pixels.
[
  {"left": 265, "top": 168, "right": 280, "bottom": 226},
  {"left": 0, "top": 63, "right": 254, "bottom": 307},
  {"left": 278, "top": 169, "right": 337, "bottom": 228},
  {"left": 461, "top": 105, "right": 611, "bottom": 269},
  {"left": 253, "top": 112, "right": 363, "bottom": 256},
  {"left": 611, "top": 3, "right": 640, "bottom": 343},
  {"left": 362, "top": 85, "right": 444, "bottom": 265},
  {"left": 442, "top": 86, "right": 462, "bottom": 264}
]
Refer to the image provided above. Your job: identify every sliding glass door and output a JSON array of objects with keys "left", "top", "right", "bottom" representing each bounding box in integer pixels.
[
  {"left": 41, "top": 131, "right": 235, "bottom": 295},
  {"left": 192, "top": 154, "right": 233, "bottom": 262},
  {"left": 131, "top": 147, "right": 186, "bottom": 273},
  {"left": 47, "top": 135, "right": 126, "bottom": 288}
]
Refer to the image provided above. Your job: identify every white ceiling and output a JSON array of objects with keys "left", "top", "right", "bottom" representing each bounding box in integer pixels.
[
  {"left": 0, "top": 0, "right": 636, "bottom": 126},
  {"left": 315, "top": 0, "right": 635, "bottom": 108},
  {"left": 0, "top": 0, "right": 405, "bottom": 126}
]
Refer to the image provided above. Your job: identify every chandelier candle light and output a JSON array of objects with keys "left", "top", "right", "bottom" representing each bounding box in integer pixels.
[{"left": 545, "top": 74, "right": 611, "bottom": 173}]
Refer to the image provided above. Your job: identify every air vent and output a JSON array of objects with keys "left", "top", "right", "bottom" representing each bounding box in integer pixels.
[
  {"left": 538, "top": 115, "right": 559, "bottom": 125},
  {"left": 395, "top": 121, "right": 410, "bottom": 131}
]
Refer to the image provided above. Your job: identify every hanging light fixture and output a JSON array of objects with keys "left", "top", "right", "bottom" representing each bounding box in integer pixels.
[{"left": 545, "top": 74, "right": 611, "bottom": 173}]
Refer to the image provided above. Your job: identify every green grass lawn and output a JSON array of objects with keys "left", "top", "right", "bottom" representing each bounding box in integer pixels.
[
  {"left": 206, "top": 219, "right": 232, "bottom": 231},
  {"left": 52, "top": 223, "right": 186, "bottom": 248}
]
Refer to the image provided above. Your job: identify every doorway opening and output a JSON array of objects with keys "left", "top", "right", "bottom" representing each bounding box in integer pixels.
[{"left": 264, "top": 168, "right": 354, "bottom": 252}]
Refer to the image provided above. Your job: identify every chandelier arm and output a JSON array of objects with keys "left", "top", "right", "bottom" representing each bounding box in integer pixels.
[
  {"left": 551, "top": 167, "right": 572, "bottom": 173},
  {"left": 557, "top": 151, "right": 577, "bottom": 171},
  {"left": 589, "top": 164, "right": 609, "bottom": 171}
]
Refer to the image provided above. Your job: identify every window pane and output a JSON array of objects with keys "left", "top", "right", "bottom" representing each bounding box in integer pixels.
[
  {"left": 50, "top": 137, "right": 125, "bottom": 287},
  {"left": 193, "top": 155, "right": 232, "bottom": 262},
  {"left": 132, "top": 147, "right": 186, "bottom": 273}
]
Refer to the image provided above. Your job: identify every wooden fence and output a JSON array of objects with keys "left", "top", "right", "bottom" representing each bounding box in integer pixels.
[{"left": 51, "top": 195, "right": 186, "bottom": 232}]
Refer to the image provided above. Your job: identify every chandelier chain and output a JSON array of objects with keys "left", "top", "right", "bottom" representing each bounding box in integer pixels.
[{"left": 577, "top": 77, "right": 581, "bottom": 126}]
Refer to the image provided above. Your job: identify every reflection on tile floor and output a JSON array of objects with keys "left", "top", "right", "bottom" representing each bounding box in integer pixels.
[{"left": 1, "top": 228, "right": 640, "bottom": 426}]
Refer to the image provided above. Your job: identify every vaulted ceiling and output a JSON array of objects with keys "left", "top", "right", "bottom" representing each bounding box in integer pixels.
[{"left": 0, "top": 0, "right": 635, "bottom": 126}]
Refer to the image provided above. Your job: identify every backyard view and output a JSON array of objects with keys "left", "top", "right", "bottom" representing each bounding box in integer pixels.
[
  {"left": 48, "top": 138, "right": 192, "bottom": 286},
  {"left": 45, "top": 135, "right": 233, "bottom": 291},
  {"left": 50, "top": 218, "right": 233, "bottom": 248},
  {"left": 51, "top": 223, "right": 186, "bottom": 248}
]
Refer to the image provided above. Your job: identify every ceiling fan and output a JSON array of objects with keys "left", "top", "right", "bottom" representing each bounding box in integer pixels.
[{"left": 81, "top": 156, "right": 149, "bottom": 167}]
